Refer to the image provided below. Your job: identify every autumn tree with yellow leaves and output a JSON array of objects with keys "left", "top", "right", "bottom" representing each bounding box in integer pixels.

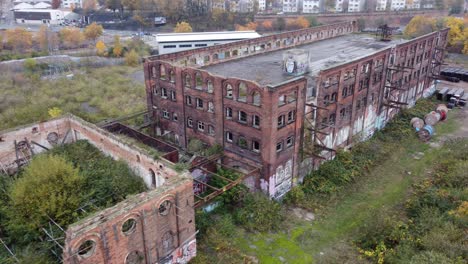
[
  {"left": 174, "top": 21, "right": 193, "bottom": 33},
  {"left": 59, "top": 27, "right": 84, "bottom": 49},
  {"left": 236, "top": 22, "right": 258, "bottom": 31},
  {"left": 96, "top": 40, "right": 107, "bottom": 55},
  {"left": 404, "top": 16, "right": 467, "bottom": 54},
  {"left": 35, "top": 25, "right": 59, "bottom": 52},
  {"left": 84, "top": 22, "right": 104, "bottom": 44},
  {"left": 6, "top": 28, "right": 33, "bottom": 52},
  {"left": 112, "top": 35, "right": 123, "bottom": 57}
]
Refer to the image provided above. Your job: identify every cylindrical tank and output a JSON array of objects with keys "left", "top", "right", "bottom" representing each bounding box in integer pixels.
[
  {"left": 410, "top": 117, "right": 424, "bottom": 129},
  {"left": 436, "top": 104, "right": 448, "bottom": 121},
  {"left": 424, "top": 111, "right": 441, "bottom": 126},
  {"left": 418, "top": 125, "right": 434, "bottom": 142}
]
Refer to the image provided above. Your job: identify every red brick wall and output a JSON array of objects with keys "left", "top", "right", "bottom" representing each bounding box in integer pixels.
[
  {"left": 313, "top": 29, "right": 449, "bottom": 153},
  {"left": 63, "top": 178, "right": 196, "bottom": 264}
]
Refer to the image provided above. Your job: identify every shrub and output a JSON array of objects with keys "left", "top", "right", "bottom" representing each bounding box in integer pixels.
[
  {"left": 283, "top": 186, "right": 306, "bottom": 206},
  {"left": 234, "top": 192, "right": 284, "bottom": 232},
  {"left": 409, "top": 251, "right": 453, "bottom": 264},
  {"left": 125, "top": 49, "right": 139, "bottom": 66},
  {"left": 8, "top": 155, "right": 85, "bottom": 241},
  {"left": 49, "top": 140, "right": 147, "bottom": 207}
]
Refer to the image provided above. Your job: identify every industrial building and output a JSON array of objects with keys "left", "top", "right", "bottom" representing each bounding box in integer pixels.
[
  {"left": 155, "top": 31, "right": 262, "bottom": 55},
  {"left": 144, "top": 21, "right": 449, "bottom": 199},
  {"left": 13, "top": 9, "right": 65, "bottom": 24}
]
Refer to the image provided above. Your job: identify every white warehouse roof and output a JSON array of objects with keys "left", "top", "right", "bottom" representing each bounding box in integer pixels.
[
  {"left": 156, "top": 31, "right": 261, "bottom": 43},
  {"left": 13, "top": 2, "right": 34, "bottom": 9},
  {"left": 33, "top": 2, "right": 51, "bottom": 8}
]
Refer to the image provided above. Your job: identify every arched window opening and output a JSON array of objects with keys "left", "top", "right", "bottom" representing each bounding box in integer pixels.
[
  {"left": 195, "top": 72, "right": 203, "bottom": 89},
  {"left": 150, "top": 169, "right": 156, "bottom": 188},
  {"left": 160, "top": 65, "right": 166, "bottom": 80},
  {"left": 169, "top": 71, "right": 175, "bottom": 83},
  {"left": 238, "top": 82, "right": 247, "bottom": 102},
  {"left": 226, "top": 84, "right": 233, "bottom": 98},
  {"left": 184, "top": 74, "right": 191, "bottom": 88},
  {"left": 329, "top": 114, "right": 336, "bottom": 125},
  {"left": 342, "top": 87, "right": 348, "bottom": 98},
  {"left": 207, "top": 80, "right": 213, "bottom": 93},
  {"left": 252, "top": 91, "right": 261, "bottom": 106},
  {"left": 331, "top": 92, "right": 337, "bottom": 102}
]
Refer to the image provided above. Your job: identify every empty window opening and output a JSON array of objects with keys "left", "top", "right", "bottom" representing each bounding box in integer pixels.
[
  {"left": 150, "top": 169, "right": 156, "bottom": 187},
  {"left": 238, "top": 111, "right": 247, "bottom": 123},
  {"left": 226, "top": 131, "right": 233, "bottom": 142},
  {"left": 252, "top": 141, "right": 260, "bottom": 152}
]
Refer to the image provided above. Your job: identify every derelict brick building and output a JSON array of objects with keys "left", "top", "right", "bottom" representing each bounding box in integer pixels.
[{"left": 144, "top": 21, "right": 449, "bottom": 199}]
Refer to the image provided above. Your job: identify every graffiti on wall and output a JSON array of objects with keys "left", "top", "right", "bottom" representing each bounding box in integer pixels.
[
  {"left": 160, "top": 239, "right": 197, "bottom": 264},
  {"left": 260, "top": 159, "right": 293, "bottom": 199},
  {"left": 323, "top": 126, "right": 350, "bottom": 150},
  {"left": 423, "top": 81, "right": 436, "bottom": 98}
]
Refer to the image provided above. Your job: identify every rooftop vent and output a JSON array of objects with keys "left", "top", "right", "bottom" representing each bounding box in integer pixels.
[{"left": 282, "top": 49, "right": 309, "bottom": 76}]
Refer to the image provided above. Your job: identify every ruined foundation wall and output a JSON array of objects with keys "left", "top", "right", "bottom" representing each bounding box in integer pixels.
[
  {"left": 63, "top": 177, "right": 196, "bottom": 264},
  {"left": 0, "top": 115, "right": 180, "bottom": 188}
]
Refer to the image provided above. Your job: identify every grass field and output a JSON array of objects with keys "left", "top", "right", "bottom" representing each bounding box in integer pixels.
[{"left": 0, "top": 66, "right": 146, "bottom": 131}]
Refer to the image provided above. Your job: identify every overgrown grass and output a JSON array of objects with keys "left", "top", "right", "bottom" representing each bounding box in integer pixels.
[
  {"left": 191, "top": 98, "right": 464, "bottom": 263},
  {"left": 0, "top": 66, "right": 145, "bottom": 131}
]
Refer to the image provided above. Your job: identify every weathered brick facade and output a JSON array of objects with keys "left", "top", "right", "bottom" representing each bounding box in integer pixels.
[
  {"left": 144, "top": 21, "right": 449, "bottom": 200},
  {"left": 63, "top": 177, "right": 195, "bottom": 264},
  {"left": 0, "top": 115, "right": 197, "bottom": 264}
]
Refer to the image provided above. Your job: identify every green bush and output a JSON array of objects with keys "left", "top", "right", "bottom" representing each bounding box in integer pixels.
[
  {"left": 234, "top": 192, "right": 284, "bottom": 232},
  {"left": 49, "top": 140, "right": 147, "bottom": 207},
  {"left": 409, "top": 251, "right": 454, "bottom": 264},
  {"left": 283, "top": 186, "right": 306, "bottom": 206}
]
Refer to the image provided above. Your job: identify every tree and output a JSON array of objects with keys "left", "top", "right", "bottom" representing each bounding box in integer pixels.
[
  {"left": 35, "top": 25, "right": 58, "bottom": 52},
  {"left": 296, "top": 16, "right": 310, "bottom": 28},
  {"left": 5, "top": 28, "right": 33, "bottom": 52},
  {"left": 9, "top": 155, "right": 85, "bottom": 232},
  {"left": 84, "top": 22, "right": 103, "bottom": 43},
  {"left": 51, "top": 0, "right": 61, "bottom": 9},
  {"left": 174, "top": 21, "right": 193, "bottom": 33},
  {"left": 123, "top": 0, "right": 139, "bottom": 11},
  {"left": 444, "top": 17, "right": 464, "bottom": 46},
  {"left": 48, "top": 107, "right": 62, "bottom": 118},
  {"left": 82, "top": 0, "right": 97, "bottom": 13},
  {"left": 23, "top": 58, "right": 37, "bottom": 76},
  {"left": 403, "top": 16, "right": 436, "bottom": 38},
  {"left": 236, "top": 22, "right": 257, "bottom": 31},
  {"left": 112, "top": 35, "right": 123, "bottom": 57},
  {"left": 156, "top": 0, "right": 185, "bottom": 21},
  {"left": 261, "top": 20, "right": 273, "bottom": 31},
  {"left": 274, "top": 17, "right": 286, "bottom": 31},
  {"left": 306, "top": 16, "right": 319, "bottom": 27},
  {"left": 96, "top": 40, "right": 107, "bottom": 55},
  {"left": 59, "top": 27, "right": 84, "bottom": 48},
  {"left": 125, "top": 49, "right": 139, "bottom": 66}
]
